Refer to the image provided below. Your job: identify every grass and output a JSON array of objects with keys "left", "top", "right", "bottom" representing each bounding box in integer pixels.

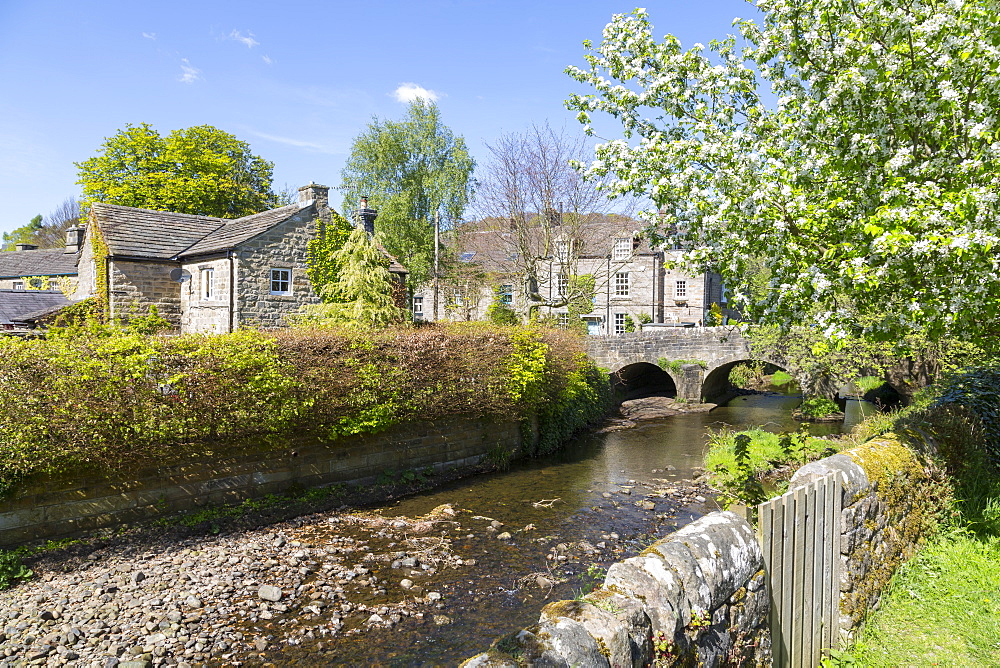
[
  {"left": 834, "top": 434, "right": 1000, "bottom": 666},
  {"left": 770, "top": 370, "right": 794, "bottom": 387},
  {"left": 704, "top": 427, "right": 836, "bottom": 480}
]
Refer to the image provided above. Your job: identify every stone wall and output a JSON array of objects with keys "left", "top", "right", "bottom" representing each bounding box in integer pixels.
[
  {"left": 108, "top": 259, "right": 182, "bottom": 326},
  {"left": 0, "top": 417, "right": 521, "bottom": 549},
  {"left": 235, "top": 210, "right": 320, "bottom": 329},
  {"left": 180, "top": 256, "right": 232, "bottom": 334},
  {"left": 463, "top": 436, "right": 940, "bottom": 666},
  {"left": 787, "top": 436, "right": 936, "bottom": 636},
  {"left": 462, "top": 512, "right": 770, "bottom": 667}
]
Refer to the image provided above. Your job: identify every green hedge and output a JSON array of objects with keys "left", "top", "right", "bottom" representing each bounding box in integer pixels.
[{"left": 0, "top": 324, "right": 609, "bottom": 496}]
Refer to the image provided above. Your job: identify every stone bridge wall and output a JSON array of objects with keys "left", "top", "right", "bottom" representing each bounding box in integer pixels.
[{"left": 585, "top": 327, "right": 756, "bottom": 401}]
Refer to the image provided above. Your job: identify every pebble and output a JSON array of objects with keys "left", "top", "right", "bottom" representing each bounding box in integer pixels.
[{"left": 258, "top": 585, "right": 283, "bottom": 602}]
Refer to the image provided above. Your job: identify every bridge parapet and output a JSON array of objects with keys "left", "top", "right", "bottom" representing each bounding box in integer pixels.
[{"left": 584, "top": 326, "right": 752, "bottom": 373}]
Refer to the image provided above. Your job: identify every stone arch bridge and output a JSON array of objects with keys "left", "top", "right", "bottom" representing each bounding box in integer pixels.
[{"left": 583, "top": 326, "right": 784, "bottom": 402}]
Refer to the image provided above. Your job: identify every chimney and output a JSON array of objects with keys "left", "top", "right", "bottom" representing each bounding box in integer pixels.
[
  {"left": 15, "top": 243, "right": 38, "bottom": 251},
  {"left": 354, "top": 196, "right": 378, "bottom": 236},
  {"left": 64, "top": 225, "right": 85, "bottom": 254},
  {"left": 297, "top": 182, "right": 330, "bottom": 215}
]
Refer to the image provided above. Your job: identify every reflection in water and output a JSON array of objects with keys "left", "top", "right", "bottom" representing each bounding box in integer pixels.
[{"left": 255, "top": 393, "right": 868, "bottom": 666}]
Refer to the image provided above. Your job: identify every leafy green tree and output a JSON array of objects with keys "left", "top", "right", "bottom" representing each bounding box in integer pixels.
[
  {"left": 341, "top": 101, "right": 475, "bottom": 287},
  {"left": 567, "top": 2, "right": 1000, "bottom": 347},
  {"left": 2, "top": 215, "right": 42, "bottom": 250},
  {"left": 305, "top": 212, "right": 355, "bottom": 302},
  {"left": 486, "top": 287, "right": 520, "bottom": 326},
  {"left": 77, "top": 123, "right": 277, "bottom": 218},
  {"left": 301, "top": 227, "right": 404, "bottom": 328}
]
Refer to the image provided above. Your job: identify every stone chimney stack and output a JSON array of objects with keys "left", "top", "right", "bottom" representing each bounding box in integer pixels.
[
  {"left": 297, "top": 182, "right": 331, "bottom": 219},
  {"left": 64, "top": 225, "right": 85, "bottom": 254},
  {"left": 354, "top": 196, "right": 378, "bottom": 236}
]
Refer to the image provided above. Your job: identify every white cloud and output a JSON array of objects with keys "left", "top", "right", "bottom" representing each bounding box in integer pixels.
[
  {"left": 393, "top": 83, "right": 440, "bottom": 103},
  {"left": 243, "top": 129, "right": 333, "bottom": 153},
  {"left": 262, "top": 55, "right": 273, "bottom": 65},
  {"left": 178, "top": 59, "right": 202, "bottom": 84},
  {"left": 142, "top": 32, "right": 156, "bottom": 40},
  {"left": 229, "top": 29, "right": 259, "bottom": 48}
]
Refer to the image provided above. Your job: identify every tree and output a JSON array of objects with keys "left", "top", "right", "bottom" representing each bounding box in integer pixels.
[
  {"left": 566, "top": 2, "right": 1000, "bottom": 347},
  {"left": 77, "top": 123, "right": 277, "bottom": 218},
  {"left": 300, "top": 226, "right": 404, "bottom": 328},
  {"left": 340, "top": 101, "right": 475, "bottom": 287},
  {"left": 4, "top": 198, "right": 85, "bottom": 250},
  {"left": 473, "top": 123, "right": 637, "bottom": 319}
]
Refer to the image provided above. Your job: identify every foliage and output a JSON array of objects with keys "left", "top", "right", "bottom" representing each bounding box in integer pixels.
[
  {"left": 77, "top": 123, "right": 277, "bottom": 218},
  {"left": 486, "top": 286, "right": 520, "bottom": 326},
  {"left": 341, "top": 100, "right": 475, "bottom": 287},
  {"left": 567, "top": 2, "right": 1000, "bottom": 346},
  {"left": 2, "top": 197, "right": 83, "bottom": 250},
  {"left": 299, "top": 226, "right": 405, "bottom": 329},
  {"left": 798, "top": 396, "right": 841, "bottom": 419},
  {"left": 2, "top": 214, "right": 43, "bottom": 250},
  {"left": 0, "top": 325, "right": 606, "bottom": 497},
  {"left": 0, "top": 550, "right": 32, "bottom": 589},
  {"left": 932, "top": 366, "right": 1000, "bottom": 461},
  {"left": 305, "top": 212, "right": 355, "bottom": 302},
  {"left": 657, "top": 358, "right": 707, "bottom": 373},
  {"left": 728, "top": 361, "right": 766, "bottom": 389},
  {"left": 770, "top": 370, "right": 793, "bottom": 387},
  {"left": 704, "top": 426, "right": 836, "bottom": 512},
  {"left": 706, "top": 302, "right": 724, "bottom": 327}
]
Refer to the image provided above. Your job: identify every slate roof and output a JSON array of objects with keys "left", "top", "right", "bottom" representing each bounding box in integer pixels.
[
  {"left": 91, "top": 202, "right": 315, "bottom": 260},
  {"left": 0, "top": 248, "right": 79, "bottom": 278},
  {"left": 93, "top": 203, "right": 226, "bottom": 259},
  {"left": 178, "top": 204, "right": 301, "bottom": 257},
  {"left": 0, "top": 290, "right": 71, "bottom": 326}
]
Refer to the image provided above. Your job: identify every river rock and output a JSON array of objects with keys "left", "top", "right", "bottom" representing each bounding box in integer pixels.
[{"left": 257, "top": 585, "right": 282, "bottom": 602}]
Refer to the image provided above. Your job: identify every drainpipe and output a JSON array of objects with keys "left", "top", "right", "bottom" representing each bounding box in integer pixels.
[
  {"left": 228, "top": 250, "right": 236, "bottom": 333},
  {"left": 106, "top": 257, "right": 114, "bottom": 321},
  {"left": 605, "top": 255, "right": 611, "bottom": 334}
]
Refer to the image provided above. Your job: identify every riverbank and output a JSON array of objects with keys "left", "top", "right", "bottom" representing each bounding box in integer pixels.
[{"left": 1, "top": 469, "right": 714, "bottom": 666}]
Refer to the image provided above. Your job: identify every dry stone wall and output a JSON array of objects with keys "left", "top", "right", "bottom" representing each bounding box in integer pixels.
[{"left": 462, "top": 511, "right": 770, "bottom": 667}]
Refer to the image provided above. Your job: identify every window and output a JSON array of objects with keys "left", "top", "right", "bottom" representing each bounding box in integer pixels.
[
  {"left": 459, "top": 251, "right": 477, "bottom": 262},
  {"left": 451, "top": 289, "right": 464, "bottom": 307},
  {"left": 270, "top": 268, "right": 291, "bottom": 295},
  {"left": 201, "top": 268, "right": 215, "bottom": 300},
  {"left": 413, "top": 296, "right": 424, "bottom": 318},
  {"left": 12, "top": 281, "right": 23, "bottom": 291},
  {"left": 555, "top": 239, "right": 570, "bottom": 261},
  {"left": 613, "top": 237, "right": 632, "bottom": 260},
  {"left": 557, "top": 274, "right": 568, "bottom": 296},
  {"left": 614, "top": 313, "right": 627, "bottom": 335},
  {"left": 614, "top": 272, "right": 630, "bottom": 297},
  {"left": 557, "top": 313, "right": 570, "bottom": 328},
  {"left": 500, "top": 284, "right": 513, "bottom": 305},
  {"left": 675, "top": 280, "right": 687, "bottom": 299}
]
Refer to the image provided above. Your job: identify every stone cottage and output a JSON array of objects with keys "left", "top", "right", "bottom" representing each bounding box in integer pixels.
[{"left": 72, "top": 183, "right": 406, "bottom": 334}]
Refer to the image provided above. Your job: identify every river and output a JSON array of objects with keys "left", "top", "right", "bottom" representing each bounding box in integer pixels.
[{"left": 243, "top": 392, "right": 871, "bottom": 666}]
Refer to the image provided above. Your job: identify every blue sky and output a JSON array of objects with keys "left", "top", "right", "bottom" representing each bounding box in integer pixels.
[{"left": 0, "top": 0, "right": 757, "bottom": 238}]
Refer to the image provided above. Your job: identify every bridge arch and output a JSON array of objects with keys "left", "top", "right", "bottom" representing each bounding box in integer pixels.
[
  {"left": 611, "top": 362, "right": 677, "bottom": 400},
  {"left": 701, "top": 359, "right": 793, "bottom": 402}
]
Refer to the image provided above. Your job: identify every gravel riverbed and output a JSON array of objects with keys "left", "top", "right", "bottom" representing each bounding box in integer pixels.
[{"left": 1, "top": 472, "right": 714, "bottom": 667}]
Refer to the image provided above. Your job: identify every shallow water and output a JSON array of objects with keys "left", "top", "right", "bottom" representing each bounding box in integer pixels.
[{"left": 245, "top": 393, "right": 862, "bottom": 666}]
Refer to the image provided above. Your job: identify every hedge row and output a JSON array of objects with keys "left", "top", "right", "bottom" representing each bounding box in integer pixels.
[{"left": 0, "top": 324, "right": 610, "bottom": 496}]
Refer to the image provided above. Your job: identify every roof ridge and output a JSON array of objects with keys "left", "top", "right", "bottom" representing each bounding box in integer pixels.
[{"left": 92, "top": 202, "right": 228, "bottom": 223}]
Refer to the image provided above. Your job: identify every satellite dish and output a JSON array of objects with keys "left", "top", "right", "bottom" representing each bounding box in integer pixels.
[{"left": 169, "top": 268, "right": 191, "bottom": 282}]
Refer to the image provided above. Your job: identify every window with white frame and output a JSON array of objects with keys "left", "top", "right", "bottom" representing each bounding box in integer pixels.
[
  {"left": 675, "top": 280, "right": 687, "bottom": 299},
  {"left": 613, "top": 237, "right": 632, "bottom": 260},
  {"left": 500, "top": 284, "right": 513, "bottom": 304},
  {"left": 614, "top": 272, "right": 630, "bottom": 297},
  {"left": 614, "top": 313, "right": 627, "bottom": 335},
  {"left": 557, "top": 274, "right": 568, "bottom": 296},
  {"left": 201, "top": 268, "right": 215, "bottom": 300},
  {"left": 555, "top": 239, "right": 570, "bottom": 261},
  {"left": 557, "top": 312, "right": 570, "bottom": 328},
  {"left": 412, "top": 296, "right": 424, "bottom": 318},
  {"left": 12, "top": 281, "right": 23, "bottom": 291},
  {"left": 270, "top": 268, "right": 291, "bottom": 295}
]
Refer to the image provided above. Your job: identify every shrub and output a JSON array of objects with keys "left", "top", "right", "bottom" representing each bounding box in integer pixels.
[{"left": 798, "top": 396, "right": 840, "bottom": 418}]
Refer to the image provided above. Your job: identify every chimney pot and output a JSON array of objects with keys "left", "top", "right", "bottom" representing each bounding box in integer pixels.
[{"left": 354, "top": 198, "right": 378, "bottom": 237}]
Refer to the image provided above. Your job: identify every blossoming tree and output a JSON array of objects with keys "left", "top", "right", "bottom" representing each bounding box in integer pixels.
[{"left": 566, "top": 0, "right": 1000, "bottom": 346}]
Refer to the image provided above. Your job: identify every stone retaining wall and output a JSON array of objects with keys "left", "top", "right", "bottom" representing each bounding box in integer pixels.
[
  {"left": 462, "top": 511, "right": 770, "bottom": 667},
  {"left": 464, "top": 435, "right": 940, "bottom": 666},
  {"left": 0, "top": 417, "right": 522, "bottom": 549}
]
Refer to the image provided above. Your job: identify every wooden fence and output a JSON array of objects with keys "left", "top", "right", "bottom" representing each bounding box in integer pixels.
[{"left": 757, "top": 472, "right": 843, "bottom": 667}]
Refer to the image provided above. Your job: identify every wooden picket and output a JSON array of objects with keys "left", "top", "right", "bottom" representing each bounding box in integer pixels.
[{"left": 757, "top": 473, "right": 842, "bottom": 667}]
